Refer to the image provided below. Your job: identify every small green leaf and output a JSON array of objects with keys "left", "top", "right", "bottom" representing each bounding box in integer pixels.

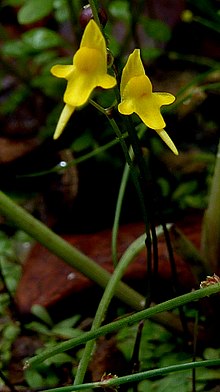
[
  {"left": 54, "top": 314, "right": 81, "bottom": 329},
  {"left": 22, "top": 28, "right": 64, "bottom": 51},
  {"left": 141, "top": 17, "right": 171, "bottom": 42},
  {"left": 52, "top": 326, "right": 83, "bottom": 339},
  {"left": 109, "top": 0, "right": 131, "bottom": 23},
  {"left": 45, "top": 352, "right": 73, "bottom": 366},
  {"left": 1, "top": 40, "right": 29, "bottom": 57},
  {"left": 18, "top": 0, "right": 53, "bottom": 24},
  {"left": 25, "top": 368, "right": 44, "bottom": 388},
  {"left": 25, "top": 321, "right": 50, "bottom": 334},
  {"left": 31, "top": 304, "right": 53, "bottom": 327}
]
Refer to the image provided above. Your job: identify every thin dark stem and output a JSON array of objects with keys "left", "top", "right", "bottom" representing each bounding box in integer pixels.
[
  {"left": 162, "top": 222, "right": 190, "bottom": 341},
  {"left": 130, "top": 320, "right": 144, "bottom": 374},
  {"left": 192, "top": 310, "right": 199, "bottom": 392},
  {"left": 125, "top": 117, "right": 159, "bottom": 303}
]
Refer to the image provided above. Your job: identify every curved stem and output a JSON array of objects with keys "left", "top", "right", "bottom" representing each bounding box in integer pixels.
[
  {"left": 27, "top": 282, "right": 220, "bottom": 368},
  {"left": 111, "top": 155, "right": 132, "bottom": 266},
  {"left": 74, "top": 231, "right": 147, "bottom": 385},
  {"left": 0, "top": 190, "right": 145, "bottom": 310}
]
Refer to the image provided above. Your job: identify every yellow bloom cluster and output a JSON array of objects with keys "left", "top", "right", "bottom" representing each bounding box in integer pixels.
[{"left": 51, "top": 19, "right": 178, "bottom": 155}]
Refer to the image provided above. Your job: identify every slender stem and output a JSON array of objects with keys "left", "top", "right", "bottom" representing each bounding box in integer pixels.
[
  {"left": 0, "top": 190, "right": 145, "bottom": 311},
  {"left": 111, "top": 125, "right": 146, "bottom": 268},
  {"left": 125, "top": 118, "right": 155, "bottom": 304},
  {"left": 74, "top": 231, "right": 147, "bottom": 385},
  {"left": 31, "top": 358, "right": 220, "bottom": 391},
  {"left": 111, "top": 148, "right": 133, "bottom": 266},
  {"left": 89, "top": 100, "right": 149, "bottom": 237},
  {"left": 19, "top": 136, "right": 124, "bottom": 179},
  {"left": 88, "top": 0, "right": 101, "bottom": 28},
  {"left": 202, "top": 139, "right": 220, "bottom": 271},
  {"left": 26, "top": 283, "right": 220, "bottom": 368}
]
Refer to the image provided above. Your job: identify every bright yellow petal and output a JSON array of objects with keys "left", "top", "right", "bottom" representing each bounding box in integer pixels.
[
  {"left": 64, "top": 71, "right": 96, "bottom": 106},
  {"left": 74, "top": 47, "right": 105, "bottom": 75},
  {"left": 53, "top": 104, "right": 75, "bottom": 139},
  {"left": 155, "top": 129, "right": 178, "bottom": 155},
  {"left": 154, "top": 92, "right": 175, "bottom": 106},
  {"left": 121, "top": 75, "right": 152, "bottom": 101},
  {"left": 80, "top": 20, "right": 106, "bottom": 61},
  {"left": 120, "top": 49, "right": 146, "bottom": 95},
  {"left": 98, "top": 74, "right": 117, "bottom": 89},
  {"left": 118, "top": 100, "right": 134, "bottom": 115},
  {"left": 135, "top": 95, "right": 166, "bottom": 129},
  {"left": 51, "top": 64, "right": 73, "bottom": 79}
]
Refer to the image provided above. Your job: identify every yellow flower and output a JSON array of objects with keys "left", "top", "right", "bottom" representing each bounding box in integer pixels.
[
  {"left": 118, "top": 49, "right": 178, "bottom": 155},
  {"left": 51, "top": 20, "right": 116, "bottom": 139}
]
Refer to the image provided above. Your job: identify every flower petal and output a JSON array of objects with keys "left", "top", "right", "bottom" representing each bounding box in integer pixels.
[
  {"left": 154, "top": 92, "right": 175, "bottom": 106},
  {"left": 155, "top": 129, "right": 178, "bottom": 155},
  {"left": 98, "top": 74, "right": 117, "bottom": 89},
  {"left": 135, "top": 95, "right": 166, "bottom": 129},
  {"left": 80, "top": 19, "right": 106, "bottom": 61},
  {"left": 64, "top": 60, "right": 116, "bottom": 107},
  {"left": 118, "top": 100, "right": 134, "bottom": 115},
  {"left": 120, "top": 49, "right": 146, "bottom": 95},
  {"left": 51, "top": 65, "right": 73, "bottom": 79},
  {"left": 64, "top": 71, "right": 97, "bottom": 106},
  {"left": 53, "top": 104, "right": 75, "bottom": 139}
]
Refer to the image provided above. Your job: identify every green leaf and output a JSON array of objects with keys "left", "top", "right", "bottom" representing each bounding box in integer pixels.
[
  {"left": 72, "top": 132, "right": 94, "bottom": 152},
  {"left": 141, "top": 17, "right": 171, "bottom": 42},
  {"left": 3, "top": 0, "right": 25, "bottom": 5},
  {"left": 1, "top": 40, "right": 30, "bottom": 57},
  {"left": 31, "top": 304, "right": 53, "bottom": 327},
  {"left": 24, "top": 368, "right": 44, "bottom": 388},
  {"left": 18, "top": 0, "right": 54, "bottom": 24},
  {"left": 54, "top": 314, "right": 81, "bottom": 329},
  {"left": 172, "top": 180, "right": 198, "bottom": 201},
  {"left": 45, "top": 352, "right": 73, "bottom": 366},
  {"left": 25, "top": 321, "right": 50, "bottom": 334},
  {"left": 51, "top": 326, "right": 83, "bottom": 339},
  {"left": 109, "top": 0, "right": 131, "bottom": 23},
  {"left": 22, "top": 28, "right": 64, "bottom": 51}
]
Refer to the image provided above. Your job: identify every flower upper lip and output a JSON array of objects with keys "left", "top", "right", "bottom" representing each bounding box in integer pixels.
[{"left": 118, "top": 49, "right": 178, "bottom": 155}]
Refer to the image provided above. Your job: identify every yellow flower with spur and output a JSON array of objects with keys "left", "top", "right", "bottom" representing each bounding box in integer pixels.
[
  {"left": 51, "top": 19, "right": 116, "bottom": 139},
  {"left": 118, "top": 49, "right": 178, "bottom": 155}
]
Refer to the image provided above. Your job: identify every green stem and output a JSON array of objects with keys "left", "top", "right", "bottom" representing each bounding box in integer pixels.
[
  {"left": 19, "top": 136, "right": 124, "bottom": 178},
  {"left": 0, "top": 190, "right": 144, "bottom": 310},
  {"left": 26, "top": 283, "right": 220, "bottom": 368},
  {"left": 74, "top": 231, "right": 147, "bottom": 385},
  {"left": 111, "top": 125, "right": 146, "bottom": 268},
  {"left": 100, "top": 358, "right": 220, "bottom": 389},
  {"left": 89, "top": 100, "right": 149, "bottom": 237},
  {"left": 111, "top": 148, "right": 133, "bottom": 266},
  {"left": 88, "top": 0, "right": 101, "bottom": 28},
  {"left": 201, "top": 138, "right": 220, "bottom": 271},
  {"left": 38, "top": 358, "right": 220, "bottom": 391}
]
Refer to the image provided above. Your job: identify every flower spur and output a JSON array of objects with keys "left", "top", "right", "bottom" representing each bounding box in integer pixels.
[{"left": 118, "top": 49, "right": 178, "bottom": 155}]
